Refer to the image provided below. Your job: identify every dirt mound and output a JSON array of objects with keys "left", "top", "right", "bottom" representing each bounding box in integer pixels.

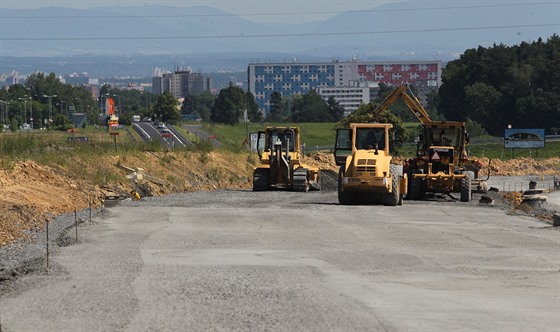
[
  {"left": 0, "top": 151, "right": 254, "bottom": 247},
  {"left": 481, "top": 157, "right": 560, "bottom": 176}
]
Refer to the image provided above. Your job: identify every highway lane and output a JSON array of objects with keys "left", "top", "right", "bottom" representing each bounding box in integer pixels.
[
  {"left": 133, "top": 121, "right": 190, "bottom": 148},
  {"left": 1, "top": 191, "right": 558, "bottom": 331}
]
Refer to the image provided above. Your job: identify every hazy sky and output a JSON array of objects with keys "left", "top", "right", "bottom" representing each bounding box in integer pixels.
[{"left": 1, "top": 0, "right": 400, "bottom": 23}]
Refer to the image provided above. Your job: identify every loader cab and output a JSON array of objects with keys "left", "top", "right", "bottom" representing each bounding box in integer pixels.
[
  {"left": 334, "top": 123, "right": 392, "bottom": 166},
  {"left": 356, "top": 127, "right": 386, "bottom": 151}
]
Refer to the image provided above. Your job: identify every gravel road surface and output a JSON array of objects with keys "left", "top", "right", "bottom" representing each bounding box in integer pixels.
[{"left": 1, "top": 190, "right": 559, "bottom": 332}]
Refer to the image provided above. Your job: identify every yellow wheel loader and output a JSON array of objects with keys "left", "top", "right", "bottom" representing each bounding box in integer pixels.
[
  {"left": 334, "top": 123, "right": 407, "bottom": 206},
  {"left": 253, "top": 127, "right": 320, "bottom": 192}
]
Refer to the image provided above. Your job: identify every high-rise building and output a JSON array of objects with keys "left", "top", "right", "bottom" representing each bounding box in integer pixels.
[
  {"left": 152, "top": 67, "right": 211, "bottom": 98},
  {"left": 248, "top": 60, "right": 443, "bottom": 116}
]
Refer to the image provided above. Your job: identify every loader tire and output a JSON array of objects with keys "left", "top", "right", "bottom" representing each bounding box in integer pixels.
[
  {"left": 410, "top": 177, "right": 424, "bottom": 200},
  {"left": 384, "top": 165, "right": 400, "bottom": 206},
  {"left": 460, "top": 174, "right": 472, "bottom": 202},
  {"left": 337, "top": 167, "right": 355, "bottom": 205},
  {"left": 253, "top": 168, "right": 268, "bottom": 191}
]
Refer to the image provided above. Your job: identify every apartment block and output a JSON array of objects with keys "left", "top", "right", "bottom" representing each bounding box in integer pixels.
[
  {"left": 152, "top": 67, "right": 211, "bottom": 98},
  {"left": 248, "top": 60, "right": 442, "bottom": 116}
]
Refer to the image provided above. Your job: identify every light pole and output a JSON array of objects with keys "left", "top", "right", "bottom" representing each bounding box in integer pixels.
[
  {"left": 112, "top": 95, "right": 121, "bottom": 114},
  {"left": 18, "top": 97, "right": 30, "bottom": 128},
  {"left": 43, "top": 94, "right": 57, "bottom": 122},
  {"left": 0, "top": 100, "right": 10, "bottom": 129}
]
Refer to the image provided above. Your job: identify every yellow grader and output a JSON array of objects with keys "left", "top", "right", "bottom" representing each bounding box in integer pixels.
[
  {"left": 377, "top": 84, "right": 488, "bottom": 202},
  {"left": 253, "top": 127, "right": 320, "bottom": 192}
]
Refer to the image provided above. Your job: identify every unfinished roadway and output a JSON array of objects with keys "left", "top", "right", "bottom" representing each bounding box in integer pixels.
[{"left": 1, "top": 189, "right": 559, "bottom": 332}]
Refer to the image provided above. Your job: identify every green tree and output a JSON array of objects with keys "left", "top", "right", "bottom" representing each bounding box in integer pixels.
[
  {"left": 291, "top": 90, "right": 331, "bottom": 122},
  {"left": 326, "top": 96, "right": 345, "bottom": 122},
  {"left": 340, "top": 102, "right": 406, "bottom": 154},
  {"left": 154, "top": 92, "right": 181, "bottom": 124},
  {"left": 9, "top": 118, "right": 17, "bottom": 132},
  {"left": 266, "top": 91, "right": 286, "bottom": 122},
  {"left": 245, "top": 91, "right": 263, "bottom": 123},
  {"left": 211, "top": 84, "right": 247, "bottom": 125},
  {"left": 438, "top": 34, "right": 560, "bottom": 135},
  {"left": 181, "top": 91, "right": 214, "bottom": 122}
]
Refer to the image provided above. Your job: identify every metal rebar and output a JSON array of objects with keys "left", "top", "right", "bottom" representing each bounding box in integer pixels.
[{"left": 46, "top": 220, "right": 49, "bottom": 273}]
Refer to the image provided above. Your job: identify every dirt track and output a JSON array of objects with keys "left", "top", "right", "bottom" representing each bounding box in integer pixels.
[
  {"left": 0, "top": 154, "right": 558, "bottom": 248},
  {"left": 1, "top": 189, "right": 558, "bottom": 331}
]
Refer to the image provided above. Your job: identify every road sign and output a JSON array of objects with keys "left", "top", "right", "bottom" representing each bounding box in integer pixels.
[{"left": 109, "top": 132, "right": 120, "bottom": 136}]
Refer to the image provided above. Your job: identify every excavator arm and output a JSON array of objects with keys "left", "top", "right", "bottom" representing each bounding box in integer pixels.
[{"left": 376, "top": 84, "right": 433, "bottom": 125}]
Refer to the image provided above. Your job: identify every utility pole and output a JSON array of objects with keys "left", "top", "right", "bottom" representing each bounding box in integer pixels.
[
  {"left": 18, "top": 96, "right": 31, "bottom": 129},
  {"left": 43, "top": 94, "right": 57, "bottom": 122}
]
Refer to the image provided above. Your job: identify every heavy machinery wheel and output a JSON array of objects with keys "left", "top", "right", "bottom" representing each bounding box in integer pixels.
[
  {"left": 338, "top": 167, "right": 354, "bottom": 205},
  {"left": 252, "top": 168, "right": 269, "bottom": 191},
  {"left": 460, "top": 174, "right": 472, "bottom": 202},
  {"left": 383, "top": 165, "right": 400, "bottom": 206},
  {"left": 410, "top": 177, "right": 423, "bottom": 200},
  {"left": 292, "top": 168, "right": 309, "bottom": 192}
]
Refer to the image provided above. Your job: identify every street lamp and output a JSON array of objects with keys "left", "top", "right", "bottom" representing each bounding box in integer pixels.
[
  {"left": 18, "top": 97, "right": 31, "bottom": 128},
  {"left": 112, "top": 95, "right": 121, "bottom": 114},
  {"left": 0, "top": 100, "right": 10, "bottom": 129},
  {"left": 100, "top": 93, "right": 110, "bottom": 115},
  {"left": 43, "top": 94, "right": 57, "bottom": 122}
]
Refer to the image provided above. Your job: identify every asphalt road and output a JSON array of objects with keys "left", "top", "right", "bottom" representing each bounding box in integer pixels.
[
  {"left": 133, "top": 121, "right": 189, "bottom": 148},
  {"left": 1, "top": 190, "right": 559, "bottom": 332}
]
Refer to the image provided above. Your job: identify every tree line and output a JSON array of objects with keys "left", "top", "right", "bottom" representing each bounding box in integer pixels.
[
  {"left": 182, "top": 84, "right": 345, "bottom": 125},
  {"left": 437, "top": 34, "right": 560, "bottom": 136}
]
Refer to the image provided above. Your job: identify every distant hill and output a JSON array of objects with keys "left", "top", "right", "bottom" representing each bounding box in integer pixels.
[{"left": 0, "top": 1, "right": 557, "bottom": 75}]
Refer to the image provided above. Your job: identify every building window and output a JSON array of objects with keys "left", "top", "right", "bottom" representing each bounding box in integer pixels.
[
  {"left": 282, "top": 66, "right": 291, "bottom": 73},
  {"left": 383, "top": 65, "right": 392, "bottom": 72},
  {"left": 264, "top": 66, "right": 273, "bottom": 74},
  {"left": 401, "top": 64, "right": 410, "bottom": 71},
  {"left": 300, "top": 66, "right": 309, "bottom": 73},
  {"left": 291, "top": 74, "right": 301, "bottom": 82},
  {"left": 273, "top": 75, "right": 282, "bottom": 82},
  {"left": 419, "top": 64, "right": 428, "bottom": 71}
]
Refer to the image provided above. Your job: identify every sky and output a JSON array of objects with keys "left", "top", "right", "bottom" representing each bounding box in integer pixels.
[{"left": 1, "top": 0, "right": 400, "bottom": 23}]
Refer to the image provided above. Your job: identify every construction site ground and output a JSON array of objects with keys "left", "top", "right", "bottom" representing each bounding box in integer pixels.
[{"left": 0, "top": 153, "right": 559, "bottom": 248}]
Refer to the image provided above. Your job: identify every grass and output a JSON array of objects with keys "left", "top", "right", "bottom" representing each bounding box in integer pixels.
[
  {"left": 203, "top": 122, "right": 338, "bottom": 149},
  {"left": 2, "top": 123, "right": 557, "bottom": 170}
]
